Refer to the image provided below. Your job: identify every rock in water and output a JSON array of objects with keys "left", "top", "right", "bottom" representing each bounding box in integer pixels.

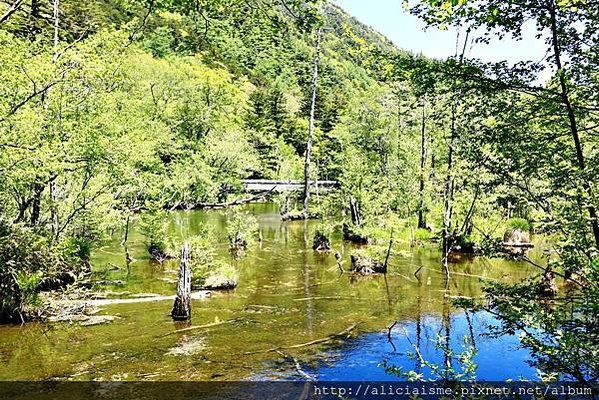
[
  {"left": 351, "top": 253, "right": 386, "bottom": 275},
  {"left": 312, "top": 231, "right": 331, "bottom": 252}
]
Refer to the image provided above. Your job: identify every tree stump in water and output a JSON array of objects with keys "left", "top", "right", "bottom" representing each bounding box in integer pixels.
[
  {"left": 312, "top": 230, "right": 331, "bottom": 252},
  {"left": 503, "top": 228, "right": 531, "bottom": 245},
  {"left": 342, "top": 223, "right": 370, "bottom": 244},
  {"left": 538, "top": 267, "right": 558, "bottom": 298},
  {"left": 351, "top": 253, "right": 386, "bottom": 275},
  {"left": 171, "top": 243, "right": 192, "bottom": 321}
]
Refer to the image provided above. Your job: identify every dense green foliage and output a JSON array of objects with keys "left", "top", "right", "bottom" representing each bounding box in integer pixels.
[
  {"left": 407, "top": 0, "right": 599, "bottom": 383},
  {"left": 1, "top": 0, "right": 598, "bottom": 384},
  {"left": 0, "top": 0, "right": 414, "bottom": 319}
]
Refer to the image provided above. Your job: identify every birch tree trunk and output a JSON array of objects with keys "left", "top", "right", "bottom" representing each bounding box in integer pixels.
[
  {"left": 303, "top": 27, "right": 322, "bottom": 216},
  {"left": 441, "top": 102, "right": 456, "bottom": 279},
  {"left": 417, "top": 95, "right": 428, "bottom": 229}
]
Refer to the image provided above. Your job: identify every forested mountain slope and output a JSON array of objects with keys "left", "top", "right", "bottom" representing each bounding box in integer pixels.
[{"left": 1, "top": 0, "right": 426, "bottom": 319}]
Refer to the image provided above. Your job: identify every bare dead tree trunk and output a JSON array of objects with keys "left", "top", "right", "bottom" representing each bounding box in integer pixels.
[
  {"left": 171, "top": 243, "right": 192, "bottom": 321},
  {"left": 121, "top": 214, "right": 132, "bottom": 269},
  {"left": 303, "top": 27, "right": 321, "bottom": 216},
  {"left": 460, "top": 185, "right": 479, "bottom": 235},
  {"left": 442, "top": 104, "right": 456, "bottom": 279},
  {"left": 549, "top": 4, "right": 599, "bottom": 248},
  {"left": 417, "top": 95, "right": 428, "bottom": 229},
  {"left": 50, "top": 178, "right": 59, "bottom": 240},
  {"left": 349, "top": 195, "right": 361, "bottom": 227},
  {"left": 52, "top": 0, "right": 59, "bottom": 62},
  {"left": 383, "top": 229, "right": 394, "bottom": 273},
  {"left": 441, "top": 29, "right": 469, "bottom": 278}
]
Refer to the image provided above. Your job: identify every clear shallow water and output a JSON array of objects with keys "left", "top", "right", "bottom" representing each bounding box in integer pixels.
[
  {"left": 281, "top": 312, "right": 536, "bottom": 381},
  {"left": 0, "top": 203, "right": 541, "bottom": 381}
]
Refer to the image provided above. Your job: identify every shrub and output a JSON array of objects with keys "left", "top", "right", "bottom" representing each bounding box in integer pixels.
[
  {"left": 506, "top": 218, "right": 531, "bottom": 232},
  {"left": 414, "top": 228, "right": 433, "bottom": 241},
  {"left": 0, "top": 221, "right": 84, "bottom": 322},
  {"left": 226, "top": 210, "right": 258, "bottom": 256},
  {"left": 139, "top": 211, "right": 171, "bottom": 260},
  {"left": 186, "top": 226, "right": 217, "bottom": 278}
]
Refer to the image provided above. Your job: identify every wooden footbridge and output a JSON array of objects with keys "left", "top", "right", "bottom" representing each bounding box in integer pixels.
[{"left": 242, "top": 180, "right": 338, "bottom": 193}]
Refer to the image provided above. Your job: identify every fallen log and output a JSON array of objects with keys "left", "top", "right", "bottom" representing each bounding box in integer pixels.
[
  {"left": 51, "top": 291, "right": 210, "bottom": 307},
  {"left": 502, "top": 242, "right": 534, "bottom": 248},
  {"left": 158, "top": 319, "right": 241, "bottom": 338},
  {"left": 280, "top": 210, "right": 319, "bottom": 221},
  {"left": 275, "top": 350, "right": 316, "bottom": 382}
]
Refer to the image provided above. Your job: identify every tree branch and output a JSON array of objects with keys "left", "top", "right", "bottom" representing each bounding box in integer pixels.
[{"left": 0, "top": 0, "right": 25, "bottom": 23}]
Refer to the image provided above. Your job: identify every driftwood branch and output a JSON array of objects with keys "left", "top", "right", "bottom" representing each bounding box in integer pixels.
[
  {"left": 414, "top": 266, "right": 423, "bottom": 278},
  {"left": 383, "top": 229, "right": 394, "bottom": 272},
  {"left": 387, "top": 321, "right": 397, "bottom": 352},
  {"left": 293, "top": 296, "right": 361, "bottom": 301},
  {"left": 400, "top": 325, "right": 426, "bottom": 366},
  {"left": 275, "top": 350, "right": 315, "bottom": 381}
]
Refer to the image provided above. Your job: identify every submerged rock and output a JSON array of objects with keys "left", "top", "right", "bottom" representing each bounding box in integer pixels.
[
  {"left": 350, "top": 253, "right": 386, "bottom": 275},
  {"left": 165, "top": 336, "right": 206, "bottom": 356}
]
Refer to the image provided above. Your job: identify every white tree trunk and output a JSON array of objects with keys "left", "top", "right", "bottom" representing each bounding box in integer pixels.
[{"left": 303, "top": 28, "right": 322, "bottom": 215}]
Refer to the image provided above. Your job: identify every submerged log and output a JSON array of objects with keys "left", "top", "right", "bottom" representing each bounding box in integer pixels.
[
  {"left": 171, "top": 243, "right": 192, "bottom": 321},
  {"left": 193, "top": 187, "right": 276, "bottom": 210},
  {"left": 351, "top": 253, "right": 386, "bottom": 275},
  {"left": 312, "top": 230, "right": 331, "bottom": 252}
]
